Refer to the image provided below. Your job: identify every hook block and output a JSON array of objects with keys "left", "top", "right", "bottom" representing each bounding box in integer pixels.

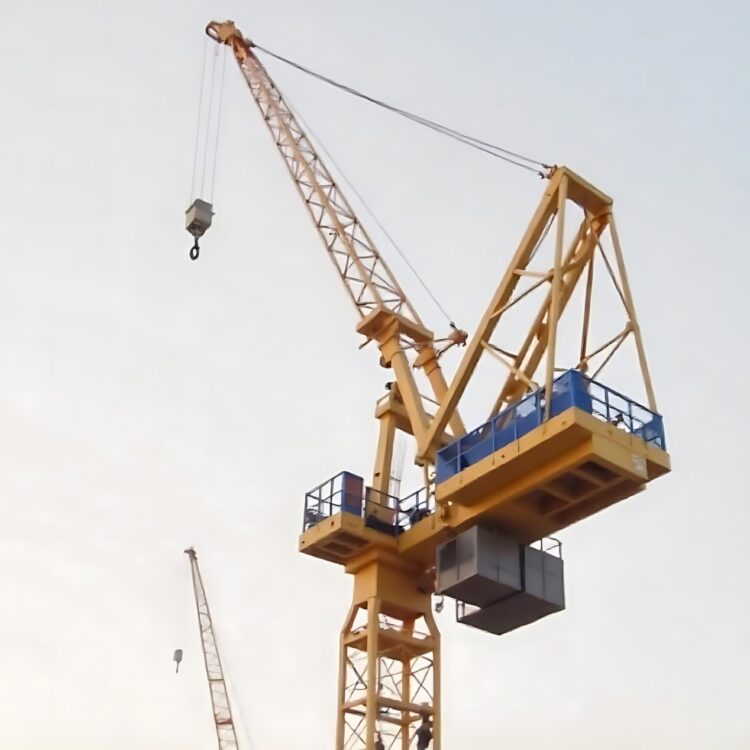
[{"left": 185, "top": 199, "right": 214, "bottom": 238}]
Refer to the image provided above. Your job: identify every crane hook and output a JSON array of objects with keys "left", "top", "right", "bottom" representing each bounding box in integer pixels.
[
  {"left": 189, "top": 238, "right": 200, "bottom": 261},
  {"left": 185, "top": 199, "right": 213, "bottom": 261}
]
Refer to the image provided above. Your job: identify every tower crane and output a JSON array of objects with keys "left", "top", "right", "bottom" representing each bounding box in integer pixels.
[
  {"left": 194, "top": 20, "right": 671, "bottom": 749},
  {"left": 185, "top": 547, "right": 239, "bottom": 750}
]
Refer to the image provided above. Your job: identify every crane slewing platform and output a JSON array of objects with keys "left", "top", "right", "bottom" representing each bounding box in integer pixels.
[{"left": 191, "top": 19, "right": 671, "bottom": 750}]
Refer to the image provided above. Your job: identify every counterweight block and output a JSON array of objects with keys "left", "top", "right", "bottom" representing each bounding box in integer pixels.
[{"left": 436, "top": 525, "right": 564, "bottom": 636}]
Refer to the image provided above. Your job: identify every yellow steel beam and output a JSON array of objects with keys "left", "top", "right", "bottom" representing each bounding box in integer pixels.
[{"left": 420, "top": 169, "right": 564, "bottom": 460}]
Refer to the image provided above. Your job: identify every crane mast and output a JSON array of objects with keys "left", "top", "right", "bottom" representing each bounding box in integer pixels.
[
  {"left": 204, "top": 19, "right": 671, "bottom": 750},
  {"left": 185, "top": 547, "right": 239, "bottom": 750}
]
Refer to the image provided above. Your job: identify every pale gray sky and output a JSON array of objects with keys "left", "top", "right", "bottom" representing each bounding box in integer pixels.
[{"left": 1, "top": 1, "right": 749, "bottom": 749}]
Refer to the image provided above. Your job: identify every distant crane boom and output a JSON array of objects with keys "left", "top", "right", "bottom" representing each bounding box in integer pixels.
[{"left": 185, "top": 547, "right": 239, "bottom": 750}]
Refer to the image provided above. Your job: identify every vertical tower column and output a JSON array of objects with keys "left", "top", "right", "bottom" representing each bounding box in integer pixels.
[{"left": 337, "top": 554, "right": 440, "bottom": 750}]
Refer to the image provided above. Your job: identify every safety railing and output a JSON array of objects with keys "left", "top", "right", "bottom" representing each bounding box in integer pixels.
[
  {"left": 303, "top": 471, "right": 364, "bottom": 531},
  {"left": 303, "top": 472, "right": 437, "bottom": 535},
  {"left": 399, "top": 486, "right": 435, "bottom": 527},
  {"left": 586, "top": 379, "right": 665, "bottom": 449},
  {"left": 436, "top": 369, "right": 666, "bottom": 484},
  {"left": 364, "top": 487, "right": 409, "bottom": 536}
]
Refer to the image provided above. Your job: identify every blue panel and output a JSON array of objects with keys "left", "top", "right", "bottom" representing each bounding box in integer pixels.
[
  {"left": 636, "top": 416, "right": 666, "bottom": 450},
  {"left": 492, "top": 424, "right": 517, "bottom": 451},
  {"left": 570, "top": 389, "right": 592, "bottom": 413},
  {"left": 516, "top": 411, "right": 541, "bottom": 441},
  {"left": 461, "top": 434, "right": 494, "bottom": 467},
  {"left": 435, "top": 461, "right": 452, "bottom": 485},
  {"left": 436, "top": 443, "right": 459, "bottom": 484}
]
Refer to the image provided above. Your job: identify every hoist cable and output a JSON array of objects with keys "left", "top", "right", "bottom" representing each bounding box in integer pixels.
[
  {"left": 200, "top": 44, "right": 220, "bottom": 198},
  {"left": 254, "top": 44, "right": 551, "bottom": 178},
  {"left": 256, "top": 44, "right": 547, "bottom": 174},
  {"left": 209, "top": 47, "right": 228, "bottom": 203},
  {"left": 190, "top": 36, "right": 210, "bottom": 201},
  {"left": 288, "top": 99, "right": 458, "bottom": 327}
]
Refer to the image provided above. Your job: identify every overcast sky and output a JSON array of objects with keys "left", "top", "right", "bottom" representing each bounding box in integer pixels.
[{"left": 1, "top": 1, "right": 749, "bottom": 748}]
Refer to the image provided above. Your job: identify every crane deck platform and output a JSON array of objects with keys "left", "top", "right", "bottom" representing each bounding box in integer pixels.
[
  {"left": 437, "top": 405, "right": 669, "bottom": 544},
  {"left": 299, "top": 506, "right": 399, "bottom": 564},
  {"left": 434, "top": 369, "right": 669, "bottom": 543},
  {"left": 344, "top": 624, "right": 435, "bottom": 661},
  {"left": 300, "top": 370, "right": 669, "bottom": 565}
]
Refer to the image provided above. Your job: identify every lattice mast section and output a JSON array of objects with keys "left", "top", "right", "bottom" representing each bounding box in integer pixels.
[
  {"left": 342, "top": 613, "right": 438, "bottom": 750},
  {"left": 185, "top": 547, "right": 239, "bottom": 750},
  {"left": 338, "top": 561, "right": 441, "bottom": 750}
]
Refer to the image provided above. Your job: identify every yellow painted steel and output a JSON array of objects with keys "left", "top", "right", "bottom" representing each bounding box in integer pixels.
[
  {"left": 337, "top": 554, "right": 440, "bottom": 749},
  {"left": 301, "top": 406, "right": 670, "bottom": 564}
]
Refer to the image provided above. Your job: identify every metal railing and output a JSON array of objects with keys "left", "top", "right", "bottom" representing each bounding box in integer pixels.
[
  {"left": 303, "top": 471, "right": 437, "bottom": 535},
  {"left": 399, "top": 486, "right": 434, "bottom": 527},
  {"left": 303, "top": 471, "right": 363, "bottom": 531},
  {"left": 436, "top": 369, "right": 666, "bottom": 483},
  {"left": 364, "top": 487, "right": 408, "bottom": 536},
  {"left": 529, "top": 536, "right": 562, "bottom": 558}
]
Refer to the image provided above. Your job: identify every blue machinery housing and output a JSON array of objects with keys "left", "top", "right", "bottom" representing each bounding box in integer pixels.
[{"left": 304, "top": 370, "right": 666, "bottom": 536}]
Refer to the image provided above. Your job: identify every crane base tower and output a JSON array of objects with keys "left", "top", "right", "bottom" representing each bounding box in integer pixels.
[{"left": 337, "top": 553, "right": 440, "bottom": 749}]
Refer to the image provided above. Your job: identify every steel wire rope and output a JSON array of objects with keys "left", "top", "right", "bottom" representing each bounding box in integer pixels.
[
  {"left": 255, "top": 44, "right": 552, "bottom": 178},
  {"left": 287, "top": 98, "right": 458, "bottom": 328},
  {"left": 200, "top": 43, "right": 221, "bottom": 198},
  {"left": 209, "top": 46, "right": 228, "bottom": 203},
  {"left": 190, "top": 35, "right": 210, "bottom": 201}
]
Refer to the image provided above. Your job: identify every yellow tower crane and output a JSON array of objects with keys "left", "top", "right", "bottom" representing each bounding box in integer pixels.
[{"left": 196, "top": 19, "right": 671, "bottom": 750}]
